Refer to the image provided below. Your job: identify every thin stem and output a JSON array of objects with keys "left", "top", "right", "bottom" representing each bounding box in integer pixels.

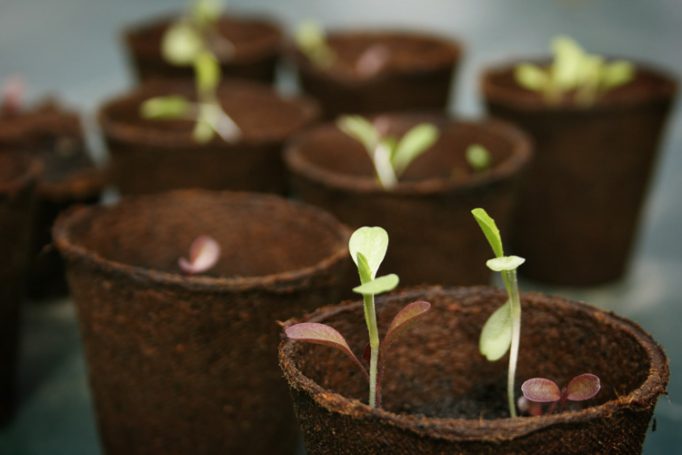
[
  {"left": 503, "top": 269, "right": 522, "bottom": 418},
  {"left": 362, "top": 293, "right": 380, "bottom": 408}
]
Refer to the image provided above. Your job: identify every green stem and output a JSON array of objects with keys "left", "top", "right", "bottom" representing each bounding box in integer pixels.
[
  {"left": 362, "top": 293, "right": 380, "bottom": 408},
  {"left": 503, "top": 269, "right": 521, "bottom": 418}
]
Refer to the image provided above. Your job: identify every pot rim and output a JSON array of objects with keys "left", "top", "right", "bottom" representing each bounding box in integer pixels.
[
  {"left": 53, "top": 189, "right": 351, "bottom": 294},
  {"left": 278, "top": 285, "right": 669, "bottom": 442},
  {"left": 284, "top": 116, "right": 532, "bottom": 196},
  {"left": 481, "top": 58, "right": 678, "bottom": 112},
  {"left": 0, "top": 151, "right": 43, "bottom": 196},
  {"left": 97, "top": 79, "right": 320, "bottom": 148}
]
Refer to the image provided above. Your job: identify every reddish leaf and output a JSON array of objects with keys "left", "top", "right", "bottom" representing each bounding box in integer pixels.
[
  {"left": 356, "top": 44, "right": 390, "bottom": 76},
  {"left": 178, "top": 235, "right": 221, "bottom": 275},
  {"left": 285, "top": 323, "right": 367, "bottom": 376},
  {"left": 383, "top": 300, "right": 431, "bottom": 348},
  {"left": 1, "top": 75, "right": 24, "bottom": 115},
  {"left": 566, "top": 373, "right": 601, "bottom": 401},
  {"left": 521, "top": 378, "right": 561, "bottom": 403}
]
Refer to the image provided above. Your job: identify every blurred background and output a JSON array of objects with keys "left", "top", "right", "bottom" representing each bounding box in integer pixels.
[{"left": 0, "top": 0, "right": 680, "bottom": 453}]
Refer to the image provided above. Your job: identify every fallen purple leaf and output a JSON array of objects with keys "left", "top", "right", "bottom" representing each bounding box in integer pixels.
[
  {"left": 566, "top": 373, "right": 601, "bottom": 401},
  {"left": 521, "top": 377, "right": 562, "bottom": 403}
]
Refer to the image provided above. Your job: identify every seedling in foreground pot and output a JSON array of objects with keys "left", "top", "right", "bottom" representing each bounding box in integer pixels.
[
  {"left": 520, "top": 373, "right": 601, "bottom": 416},
  {"left": 471, "top": 208, "right": 525, "bottom": 418},
  {"left": 337, "top": 116, "right": 439, "bottom": 189},
  {"left": 139, "top": 0, "right": 239, "bottom": 143},
  {"left": 179, "top": 235, "right": 221, "bottom": 274},
  {"left": 285, "top": 226, "right": 431, "bottom": 408},
  {"left": 1, "top": 75, "right": 25, "bottom": 116},
  {"left": 515, "top": 36, "right": 635, "bottom": 105},
  {"left": 466, "top": 144, "right": 492, "bottom": 173}
]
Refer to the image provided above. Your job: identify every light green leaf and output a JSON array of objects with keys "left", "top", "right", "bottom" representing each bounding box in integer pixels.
[
  {"left": 162, "top": 22, "right": 203, "bottom": 65},
  {"left": 466, "top": 144, "right": 492, "bottom": 172},
  {"left": 337, "top": 116, "right": 379, "bottom": 152},
  {"left": 191, "top": 0, "right": 222, "bottom": 28},
  {"left": 486, "top": 255, "right": 525, "bottom": 272},
  {"left": 601, "top": 60, "right": 635, "bottom": 90},
  {"left": 193, "top": 118, "right": 214, "bottom": 143},
  {"left": 349, "top": 226, "right": 389, "bottom": 279},
  {"left": 515, "top": 64, "right": 548, "bottom": 91},
  {"left": 295, "top": 21, "right": 335, "bottom": 67},
  {"left": 479, "top": 300, "right": 513, "bottom": 361},
  {"left": 471, "top": 208, "right": 504, "bottom": 258},
  {"left": 194, "top": 51, "right": 221, "bottom": 96},
  {"left": 353, "top": 274, "right": 399, "bottom": 295},
  {"left": 392, "top": 123, "right": 439, "bottom": 176},
  {"left": 140, "top": 96, "right": 191, "bottom": 119},
  {"left": 373, "top": 140, "right": 398, "bottom": 189},
  {"left": 356, "top": 252, "right": 373, "bottom": 284},
  {"left": 551, "top": 35, "right": 586, "bottom": 90}
]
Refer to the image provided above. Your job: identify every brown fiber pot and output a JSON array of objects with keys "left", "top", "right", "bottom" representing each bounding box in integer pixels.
[
  {"left": 0, "top": 151, "right": 40, "bottom": 425},
  {"left": 53, "top": 190, "right": 351, "bottom": 454},
  {"left": 124, "top": 14, "right": 282, "bottom": 84},
  {"left": 482, "top": 61, "right": 677, "bottom": 285},
  {"left": 99, "top": 79, "right": 319, "bottom": 196},
  {"left": 289, "top": 30, "right": 461, "bottom": 118},
  {"left": 0, "top": 101, "right": 107, "bottom": 299},
  {"left": 285, "top": 114, "right": 532, "bottom": 286},
  {"left": 279, "top": 286, "right": 668, "bottom": 454}
]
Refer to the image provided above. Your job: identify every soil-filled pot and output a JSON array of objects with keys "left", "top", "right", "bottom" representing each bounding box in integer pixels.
[
  {"left": 124, "top": 14, "right": 282, "bottom": 84},
  {"left": 99, "top": 79, "right": 319, "bottom": 196},
  {"left": 53, "top": 190, "right": 350, "bottom": 455},
  {"left": 279, "top": 286, "right": 668, "bottom": 454},
  {"left": 0, "top": 100, "right": 107, "bottom": 299},
  {"left": 0, "top": 151, "right": 40, "bottom": 425},
  {"left": 285, "top": 114, "right": 531, "bottom": 285},
  {"left": 482, "top": 61, "right": 677, "bottom": 285},
  {"left": 289, "top": 30, "right": 461, "bottom": 118}
]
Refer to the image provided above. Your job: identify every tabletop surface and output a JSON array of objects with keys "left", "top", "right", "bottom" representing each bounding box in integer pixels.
[{"left": 0, "top": 0, "right": 681, "bottom": 453}]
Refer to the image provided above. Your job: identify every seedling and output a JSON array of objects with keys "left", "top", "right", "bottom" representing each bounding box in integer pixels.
[
  {"left": 140, "top": 0, "right": 239, "bottom": 143},
  {"left": 471, "top": 208, "right": 525, "bottom": 418},
  {"left": 466, "top": 144, "right": 492, "bottom": 173},
  {"left": 520, "top": 373, "right": 601, "bottom": 416},
  {"left": 1, "top": 75, "right": 25, "bottom": 115},
  {"left": 515, "top": 36, "right": 635, "bottom": 105},
  {"left": 337, "top": 115, "right": 439, "bottom": 189},
  {"left": 285, "top": 226, "right": 431, "bottom": 408},
  {"left": 179, "top": 235, "right": 221, "bottom": 274}
]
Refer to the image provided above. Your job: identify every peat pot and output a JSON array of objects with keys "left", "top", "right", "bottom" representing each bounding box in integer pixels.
[
  {"left": 285, "top": 114, "right": 531, "bottom": 285},
  {"left": 482, "top": 61, "right": 677, "bottom": 285},
  {"left": 54, "top": 190, "right": 350, "bottom": 454},
  {"left": 280, "top": 286, "right": 668, "bottom": 454}
]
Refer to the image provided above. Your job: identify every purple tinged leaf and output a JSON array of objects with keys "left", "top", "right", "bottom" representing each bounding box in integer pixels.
[
  {"left": 285, "top": 323, "right": 367, "bottom": 376},
  {"left": 356, "top": 44, "right": 390, "bottom": 77},
  {"left": 521, "top": 378, "right": 562, "bottom": 403},
  {"left": 178, "top": 235, "right": 221, "bottom": 275},
  {"left": 566, "top": 373, "right": 601, "bottom": 401},
  {"left": 383, "top": 300, "right": 431, "bottom": 348},
  {"left": 1, "top": 75, "right": 24, "bottom": 114}
]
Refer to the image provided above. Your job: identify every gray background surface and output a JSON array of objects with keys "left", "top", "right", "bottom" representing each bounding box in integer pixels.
[{"left": 0, "top": 0, "right": 681, "bottom": 453}]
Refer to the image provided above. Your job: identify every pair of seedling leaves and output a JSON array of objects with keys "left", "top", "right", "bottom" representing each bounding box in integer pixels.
[
  {"left": 515, "top": 36, "right": 635, "bottom": 105},
  {"left": 337, "top": 116, "right": 491, "bottom": 189},
  {"left": 140, "top": 0, "right": 240, "bottom": 143}
]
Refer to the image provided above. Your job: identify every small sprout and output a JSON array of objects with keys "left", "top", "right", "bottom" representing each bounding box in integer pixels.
[
  {"left": 337, "top": 116, "right": 439, "bottom": 189},
  {"left": 1, "top": 75, "right": 25, "bottom": 115},
  {"left": 140, "top": 96, "right": 193, "bottom": 119},
  {"left": 178, "top": 235, "right": 221, "bottom": 274},
  {"left": 163, "top": 22, "right": 204, "bottom": 65},
  {"left": 466, "top": 144, "right": 492, "bottom": 173},
  {"left": 356, "top": 44, "right": 390, "bottom": 77},
  {"left": 515, "top": 36, "right": 635, "bottom": 105},
  {"left": 471, "top": 208, "right": 525, "bottom": 418},
  {"left": 295, "top": 21, "right": 336, "bottom": 68},
  {"left": 521, "top": 373, "right": 601, "bottom": 415},
  {"left": 285, "top": 226, "right": 431, "bottom": 408}
]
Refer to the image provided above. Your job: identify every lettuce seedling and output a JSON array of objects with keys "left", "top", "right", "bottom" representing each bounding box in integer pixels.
[
  {"left": 1, "top": 75, "right": 25, "bottom": 115},
  {"left": 295, "top": 21, "right": 336, "bottom": 69},
  {"left": 285, "top": 226, "right": 431, "bottom": 408},
  {"left": 471, "top": 208, "right": 525, "bottom": 417},
  {"left": 179, "top": 235, "right": 221, "bottom": 274},
  {"left": 466, "top": 144, "right": 492, "bottom": 173},
  {"left": 140, "top": 0, "right": 239, "bottom": 143},
  {"left": 337, "top": 116, "right": 439, "bottom": 189},
  {"left": 520, "top": 373, "right": 601, "bottom": 416},
  {"left": 515, "top": 36, "right": 635, "bottom": 105}
]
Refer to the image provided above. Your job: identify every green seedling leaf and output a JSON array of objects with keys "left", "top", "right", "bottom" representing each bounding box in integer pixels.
[
  {"left": 162, "top": 22, "right": 204, "bottom": 65},
  {"left": 521, "top": 378, "right": 562, "bottom": 403},
  {"left": 479, "top": 300, "right": 512, "bottom": 361},
  {"left": 295, "top": 21, "right": 335, "bottom": 68},
  {"left": 384, "top": 300, "right": 431, "bottom": 348},
  {"left": 486, "top": 255, "right": 526, "bottom": 272},
  {"left": 392, "top": 123, "right": 439, "bottom": 176},
  {"left": 471, "top": 208, "right": 504, "bottom": 258},
  {"left": 601, "top": 60, "right": 635, "bottom": 90},
  {"left": 194, "top": 50, "right": 221, "bottom": 96},
  {"left": 566, "top": 373, "right": 601, "bottom": 401},
  {"left": 515, "top": 64, "right": 548, "bottom": 91},
  {"left": 337, "top": 115, "right": 379, "bottom": 152},
  {"left": 356, "top": 252, "right": 373, "bottom": 284},
  {"left": 466, "top": 144, "right": 492, "bottom": 172},
  {"left": 551, "top": 36, "right": 586, "bottom": 90},
  {"left": 349, "top": 226, "right": 389, "bottom": 279},
  {"left": 140, "top": 96, "right": 192, "bottom": 119},
  {"left": 191, "top": 0, "right": 222, "bottom": 28},
  {"left": 353, "top": 274, "right": 399, "bottom": 295},
  {"left": 193, "top": 117, "right": 214, "bottom": 143},
  {"left": 285, "top": 322, "right": 367, "bottom": 375}
]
